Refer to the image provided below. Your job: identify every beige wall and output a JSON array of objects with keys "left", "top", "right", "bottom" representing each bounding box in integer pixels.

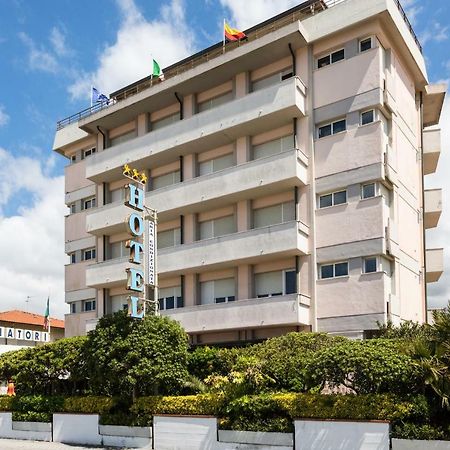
[
  {"left": 65, "top": 211, "right": 91, "bottom": 242},
  {"left": 65, "top": 311, "right": 96, "bottom": 337},
  {"left": 65, "top": 261, "right": 92, "bottom": 292},
  {"left": 65, "top": 160, "right": 94, "bottom": 193}
]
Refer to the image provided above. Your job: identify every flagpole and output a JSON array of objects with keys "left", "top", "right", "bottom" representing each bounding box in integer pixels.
[{"left": 223, "top": 18, "right": 226, "bottom": 54}]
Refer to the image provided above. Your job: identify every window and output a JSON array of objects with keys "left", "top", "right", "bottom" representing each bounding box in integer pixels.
[
  {"left": 200, "top": 278, "right": 235, "bottom": 305},
  {"left": 110, "top": 130, "right": 136, "bottom": 147},
  {"left": 255, "top": 269, "right": 296, "bottom": 298},
  {"left": 364, "top": 257, "right": 378, "bottom": 274},
  {"left": 69, "top": 203, "right": 76, "bottom": 214},
  {"left": 83, "top": 300, "right": 96, "bottom": 312},
  {"left": 199, "top": 153, "right": 235, "bottom": 176},
  {"left": 152, "top": 113, "right": 179, "bottom": 131},
  {"left": 70, "top": 155, "right": 77, "bottom": 163},
  {"left": 359, "top": 37, "right": 373, "bottom": 53},
  {"left": 253, "top": 201, "right": 295, "bottom": 228},
  {"left": 317, "top": 48, "right": 345, "bottom": 68},
  {"left": 158, "top": 286, "right": 183, "bottom": 310},
  {"left": 361, "top": 183, "right": 376, "bottom": 199},
  {"left": 319, "top": 190, "right": 347, "bottom": 208},
  {"left": 318, "top": 119, "right": 346, "bottom": 139},
  {"left": 110, "top": 188, "right": 124, "bottom": 203},
  {"left": 199, "top": 215, "right": 235, "bottom": 240},
  {"left": 158, "top": 228, "right": 181, "bottom": 249},
  {"left": 83, "top": 148, "right": 96, "bottom": 159},
  {"left": 83, "top": 197, "right": 96, "bottom": 210},
  {"left": 251, "top": 68, "right": 293, "bottom": 91},
  {"left": 70, "top": 253, "right": 76, "bottom": 264},
  {"left": 70, "top": 303, "right": 76, "bottom": 314},
  {"left": 320, "top": 262, "right": 349, "bottom": 279},
  {"left": 198, "top": 91, "right": 234, "bottom": 113},
  {"left": 252, "top": 134, "right": 295, "bottom": 160},
  {"left": 361, "top": 110, "right": 375, "bottom": 126},
  {"left": 152, "top": 171, "right": 180, "bottom": 190},
  {"left": 83, "top": 248, "right": 96, "bottom": 261}
]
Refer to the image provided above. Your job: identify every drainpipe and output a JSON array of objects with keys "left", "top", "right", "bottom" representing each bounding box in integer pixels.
[
  {"left": 179, "top": 155, "right": 184, "bottom": 182},
  {"left": 175, "top": 92, "right": 183, "bottom": 120},
  {"left": 420, "top": 91, "right": 428, "bottom": 322},
  {"left": 97, "top": 126, "right": 106, "bottom": 149},
  {"left": 288, "top": 43, "right": 296, "bottom": 76}
]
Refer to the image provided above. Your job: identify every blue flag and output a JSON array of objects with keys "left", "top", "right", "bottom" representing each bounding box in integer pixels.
[{"left": 91, "top": 87, "right": 109, "bottom": 105}]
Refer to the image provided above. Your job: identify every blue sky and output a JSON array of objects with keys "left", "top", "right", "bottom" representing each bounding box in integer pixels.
[{"left": 0, "top": 0, "right": 449, "bottom": 318}]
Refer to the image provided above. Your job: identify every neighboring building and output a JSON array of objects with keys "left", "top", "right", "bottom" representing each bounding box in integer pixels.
[
  {"left": 54, "top": 0, "right": 445, "bottom": 342},
  {"left": 0, "top": 310, "right": 65, "bottom": 354}
]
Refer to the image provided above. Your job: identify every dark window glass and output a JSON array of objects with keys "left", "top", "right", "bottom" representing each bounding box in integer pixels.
[
  {"left": 228, "top": 296, "right": 235, "bottom": 302},
  {"left": 318, "top": 55, "right": 330, "bottom": 68},
  {"left": 360, "top": 38, "right": 372, "bottom": 52},
  {"left": 281, "top": 71, "right": 293, "bottom": 81},
  {"left": 215, "top": 297, "right": 226, "bottom": 303},
  {"left": 285, "top": 271, "right": 297, "bottom": 294},
  {"left": 335, "top": 262, "right": 349, "bottom": 277},
  {"left": 361, "top": 110, "right": 374, "bottom": 125},
  {"left": 333, "top": 191, "right": 347, "bottom": 205},
  {"left": 321, "top": 265, "right": 334, "bottom": 279},
  {"left": 365, "top": 258, "right": 377, "bottom": 273},
  {"left": 158, "top": 299, "right": 164, "bottom": 310},
  {"left": 318, "top": 124, "right": 332, "bottom": 139},
  {"left": 176, "top": 296, "right": 183, "bottom": 308},
  {"left": 71, "top": 303, "right": 76, "bottom": 314},
  {"left": 362, "top": 183, "right": 376, "bottom": 199},
  {"left": 271, "top": 292, "right": 283, "bottom": 297},
  {"left": 71, "top": 254, "right": 76, "bottom": 264},
  {"left": 257, "top": 294, "right": 269, "bottom": 298},
  {"left": 165, "top": 296, "right": 175, "bottom": 309},
  {"left": 320, "top": 194, "right": 333, "bottom": 208},
  {"left": 332, "top": 119, "right": 346, "bottom": 134},
  {"left": 331, "top": 49, "right": 345, "bottom": 63}
]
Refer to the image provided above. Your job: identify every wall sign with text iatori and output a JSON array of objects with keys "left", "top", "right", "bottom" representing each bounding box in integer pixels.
[{"left": 122, "top": 164, "right": 158, "bottom": 319}]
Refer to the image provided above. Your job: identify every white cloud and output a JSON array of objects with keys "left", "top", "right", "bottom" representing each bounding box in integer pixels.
[
  {"left": 0, "top": 105, "right": 9, "bottom": 127},
  {"left": 49, "top": 26, "right": 71, "bottom": 57},
  {"left": 401, "top": 0, "right": 422, "bottom": 26},
  {"left": 0, "top": 148, "right": 67, "bottom": 319},
  {"left": 420, "top": 22, "right": 449, "bottom": 46},
  {"left": 426, "top": 93, "right": 450, "bottom": 309},
  {"left": 68, "top": 0, "right": 195, "bottom": 100},
  {"left": 220, "top": 0, "right": 300, "bottom": 30},
  {"left": 18, "top": 31, "right": 59, "bottom": 73}
]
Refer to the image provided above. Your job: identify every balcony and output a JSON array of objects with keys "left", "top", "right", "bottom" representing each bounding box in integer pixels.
[
  {"left": 85, "top": 77, "right": 307, "bottom": 183},
  {"left": 161, "top": 294, "right": 310, "bottom": 333},
  {"left": 423, "top": 128, "right": 441, "bottom": 175},
  {"left": 424, "top": 189, "right": 442, "bottom": 229},
  {"left": 426, "top": 248, "right": 444, "bottom": 283},
  {"left": 65, "top": 211, "right": 91, "bottom": 243},
  {"left": 65, "top": 261, "right": 93, "bottom": 292},
  {"left": 65, "top": 159, "right": 95, "bottom": 193},
  {"left": 86, "top": 221, "right": 309, "bottom": 288},
  {"left": 86, "top": 149, "right": 308, "bottom": 235}
]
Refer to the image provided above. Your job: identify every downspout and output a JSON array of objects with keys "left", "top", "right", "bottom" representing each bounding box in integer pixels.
[
  {"left": 307, "top": 45, "right": 318, "bottom": 332},
  {"left": 419, "top": 91, "right": 428, "bottom": 322},
  {"left": 179, "top": 156, "right": 184, "bottom": 182},
  {"left": 175, "top": 92, "right": 183, "bottom": 120},
  {"left": 97, "top": 126, "right": 106, "bottom": 149},
  {"left": 288, "top": 43, "right": 296, "bottom": 76}
]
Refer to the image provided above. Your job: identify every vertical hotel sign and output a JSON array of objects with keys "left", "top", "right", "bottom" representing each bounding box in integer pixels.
[{"left": 122, "top": 164, "right": 157, "bottom": 318}]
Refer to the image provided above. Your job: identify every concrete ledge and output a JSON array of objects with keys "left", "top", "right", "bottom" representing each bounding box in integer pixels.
[
  {"left": 102, "top": 435, "right": 151, "bottom": 448},
  {"left": 12, "top": 421, "right": 52, "bottom": 432},
  {"left": 392, "top": 439, "right": 450, "bottom": 450},
  {"left": 99, "top": 424, "right": 151, "bottom": 438},
  {"left": 53, "top": 413, "right": 101, "bottom": 446},
  {"left": 219, "top": 430, "right": 293, "bottom": 446}
]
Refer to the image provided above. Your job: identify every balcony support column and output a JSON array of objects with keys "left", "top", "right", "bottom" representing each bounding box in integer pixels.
[
  {"left": 237, "top": 264, "right": 253, "bottom": 300},
  {"left": 183, "top": 154, "right": 197, "bottom": 181},
  {"left": 235, "top": 72, "right": 249, "bottom": 98},
  {"left": 184, "top": 273, "right": 198, "bottom": 307},
  {"left": 236, "top": 136, "right": 250, "bottom": 165},
  {"left": 183, "top": 213, "right": 197, "bottom": 244},
  {"left": 183, "top": 94, "right": 195, "bottom": 119},
  {"left": 237, "top": 200, "right": 251, "bottom": 232}
]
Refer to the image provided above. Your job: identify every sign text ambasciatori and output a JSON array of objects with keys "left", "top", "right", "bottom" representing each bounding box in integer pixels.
[{"left": 0, "top": 327, "right": 49, "bottom": 342}]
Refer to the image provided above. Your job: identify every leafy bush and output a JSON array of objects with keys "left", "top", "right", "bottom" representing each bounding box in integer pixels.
[
  {"left": 188, "top": 346, "right": 241, "bottom": 380},
  {"left": 0, "top": 396, "right": 13, "bottom": 411},
  {"left": 306, "top": 339, "right": 422, "bottom": 394},
  {"left": 62, "top": 396, "right": 116, "bottom": 415},
  {"left": 131, "top": 394, "right": 224, "bottom": 426},
  {"left": 392, "top": 423, "right": 448, "bottom": 441},
  {"left": 9, "top": 395, "right": 65, "bottom": 422}
]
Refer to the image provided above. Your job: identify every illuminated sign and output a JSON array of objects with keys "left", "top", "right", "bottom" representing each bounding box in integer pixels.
[
  {"left": 0, "top": 327, "right": 49, "bottom": 343},
  {"left": 123, "top": 164, "right": 157, "bottom": 319}
]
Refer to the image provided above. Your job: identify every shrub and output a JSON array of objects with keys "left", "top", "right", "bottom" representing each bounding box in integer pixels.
[
  {"left": 62, "top": 396, "right": 116, "bottom": 415},
  {"left": 188, "top": 346, "right": 241, "bottom": 380},
  {"left": 0, "top": 396, "right": 13, "bottom": 411},
  {"left": 131, "top": 394, "right": 224, "bottom": 426},
  {"left": 392, "top": 423, "right": 447, "bottom": 441}
]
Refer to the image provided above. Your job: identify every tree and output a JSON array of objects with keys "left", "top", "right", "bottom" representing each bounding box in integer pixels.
[{"left": 85, "top": 311, "right": 189, "bottom": 399}]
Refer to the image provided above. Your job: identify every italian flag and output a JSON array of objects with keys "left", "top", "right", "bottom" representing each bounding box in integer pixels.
[{"left": 43, "top": 297, "right": 50, "bottom": 332}]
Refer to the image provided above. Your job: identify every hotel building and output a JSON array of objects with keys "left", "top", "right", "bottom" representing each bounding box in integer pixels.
[{"left": 54, "top": 0, "right": 445, "bottom": 342}]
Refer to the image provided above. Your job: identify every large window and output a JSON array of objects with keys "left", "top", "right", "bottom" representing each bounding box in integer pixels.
[
  {"left": 152, "top": 171, "right": 181, "bottom": 190},
  {"left": 251, "top": 68, "right": 293, "bottom": 91},
  {"left": 83, "top": 197, "right": 96, "bottom": 210},
  {"left": 82, "top": 147, "right": 96, "bottom": 159},
  {"left": 320, "top": 262, "right": 349, "bottom": 279},
  {"left": 151, "top": 113, "right": 179, "bottom": 131},
  {"left": 319, "top": 190, "right": 347, "bottom": 208},
  {"left": 199, "top": 215, "right": 235, "bottom": 240},
  {"left": 199, "top": 153, "right": 235, "bottom": 176},
  {"left": 317, "top": 48, "right": 345, "bottom": 68},
  {"left": 359, "top": 37, "right": 373, "bottom": 53},
  {"left": 198, "top": 92, "right": 234, "bottom": 113},
  {"left": 109, "top": 241, "right": 126, "bottom": 260},
  {"left": 158, "top": 228, "right": 181, "bottom": 249},
  {"left": 110, "top": 130, "right": 136, "bottom": 147},
  {"left": 83, "top": 299, "right": 96, "bottom": 312},
  {"left": 361, "top": 183, "right": 377, "bottom": 199},
  {"left": 363, "top": 257, "right": 378, "bottom": 274},
  {"left": 255, "top": 270, "right": 296, "bottom": 298},
  {"left": 158, "top": 286, "right": 183, "bottom": 310},
  {"left": 83, "top": 248, "right": 96, "bottom": 261},
  {"left": 200, "top": 278, "right": 235, "bottom": 305},
  {"left": 360, "top": 109, "right": 375, "bottom": 126},
  {"left": 252, "top": 134, "right": 295, "bottom": 160},
  {"left": 317, "top": 119, "right": 346, "bottom": 139},
  {"left": 253, "top": 201, "right": 295, "bottom": 229}
]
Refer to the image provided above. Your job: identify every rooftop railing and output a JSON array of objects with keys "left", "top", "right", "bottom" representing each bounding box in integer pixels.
[{"left": 56, "top": 0, "right": 421, "bottom": 131}]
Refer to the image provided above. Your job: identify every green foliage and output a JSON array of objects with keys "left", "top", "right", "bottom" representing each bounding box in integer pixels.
[
  {"left": 85, "top": 311, "right": 189, "bottom": 398},
  {"left": 377, "top": 320, "right": 432, "bottom": 340},
  {"left": 131, "top": 394, "right": 224, "bottom": 426},
  {"left": 0, "top": 337, "right": 88, "bottom": 396},
  {"left": 306, "top": 339, "right": 421, "bottom": 394},
  {"left": 0, "top": 396, "right": 13, "bottom": 411},
  {"left": 12, "top": 411, "right": 52, "bottom": 423},
  {"left": 242, "top": 332, "right": 346, "bottom": 392},
  {"left": 9, "top": 395, "right": 65, "bottom": 422},
  {"left": 188, "top": 346, "right": 240, "bottom": 380},
  {"left": 62, "top": 396, "right": 116, "bottom": 414},
  {"left": 392, "top": 423, "right": 448, "bottom": 441}
]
